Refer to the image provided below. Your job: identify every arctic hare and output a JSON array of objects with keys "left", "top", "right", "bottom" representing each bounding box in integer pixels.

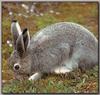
[{"left": 8, "top": 20, "right": 98, "bottom": 81}]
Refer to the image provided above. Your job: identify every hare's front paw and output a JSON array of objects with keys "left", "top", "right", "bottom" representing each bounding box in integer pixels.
[{"left": 28, "top": 72, "right": 42, "bottom": 81}]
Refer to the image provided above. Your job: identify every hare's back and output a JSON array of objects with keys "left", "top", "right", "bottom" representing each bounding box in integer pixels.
[{"left": 31, "top": 22, "right": 97, "bottom": 51}]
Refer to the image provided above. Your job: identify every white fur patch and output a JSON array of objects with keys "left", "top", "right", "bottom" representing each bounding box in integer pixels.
[
  {"left": 54, "top": 66, "right": 71, "bottom": 74},
  {"left": 28, "top": 72, "right": 42, "bottom": 81}
]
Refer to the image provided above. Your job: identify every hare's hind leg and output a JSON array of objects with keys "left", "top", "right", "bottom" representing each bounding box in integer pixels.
[
  {"left": 67, "top": 47, "right": 97, "bottom": 71},
  {"left": 54, "top": 47, "right": 97, "bottom": 74},
  {"left": 54, "top": 59, "right": 78, "bottom": 74},
  {"left": 54, "top": 48, "right": 84, "bottom": 74}
]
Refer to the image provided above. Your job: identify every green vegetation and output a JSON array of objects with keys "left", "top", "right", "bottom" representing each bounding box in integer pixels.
[
  {"left": 2, "top": 66, "right": 98, "bottom": 93},
  {"left": 35, "top": 13, "right": 58, "bottom": 29},
  {"left": 2, "top": 2, "right": 98, "bottom": 93}
]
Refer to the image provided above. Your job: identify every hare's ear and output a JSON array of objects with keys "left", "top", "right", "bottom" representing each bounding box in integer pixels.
[
  {"left": 11, "top": 20, "right": 22, "bottom": 49},
  {"left": 22, "top": 28, "right": 30, "bottom": 51},
  {"left": 16, "top": 35, "right": 25, "bottom": 57},
  {"left": 16, "top": 28, "right": 30, "bottom": 57}
]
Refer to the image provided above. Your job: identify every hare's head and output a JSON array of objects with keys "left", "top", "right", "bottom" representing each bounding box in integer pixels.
[{"left": 8, "top": 20, "right": 32, "bottom": 76}]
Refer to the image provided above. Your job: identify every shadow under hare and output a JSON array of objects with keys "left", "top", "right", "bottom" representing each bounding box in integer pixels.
[{"left": 8, "top": 20, "right": 98, "bottom": 81}]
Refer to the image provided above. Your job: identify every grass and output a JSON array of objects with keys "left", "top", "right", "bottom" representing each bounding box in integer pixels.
[
  {"left": 35, "top": 13, "right": 58, "bottom": 29},
  {"left": 2, "top": 66, "right": 98, "bottom": 93},
  {"left": 2, "top": 2, "right": 99, "bottom": 93}
]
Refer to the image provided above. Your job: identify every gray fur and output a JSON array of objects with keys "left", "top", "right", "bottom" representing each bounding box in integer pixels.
[{"left": 8, "top": 21, "right": 98, "bottom": 79}]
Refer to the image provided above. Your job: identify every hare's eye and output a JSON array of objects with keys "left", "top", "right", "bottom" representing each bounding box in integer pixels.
[{"left": 13, "top": 63, "right": 21, "bottom": 71}]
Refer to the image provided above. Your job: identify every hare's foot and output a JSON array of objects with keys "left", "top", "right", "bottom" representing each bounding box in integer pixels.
[
  {"left": 28, "top": 72, "right": 42, "bottom": 81},
  {"left": 54, "top": 59, "right": 78, "bottom": 74},
  {"left": 54, "top": 66, "right": 72, "bottom": 74}
]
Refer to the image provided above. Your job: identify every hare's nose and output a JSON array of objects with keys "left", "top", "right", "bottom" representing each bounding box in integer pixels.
[{"left": 14, "top": 64, "right": 20, "bottom": 70}]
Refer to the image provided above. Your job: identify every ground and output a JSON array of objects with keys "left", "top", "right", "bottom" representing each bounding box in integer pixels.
[{"left": 2, "top": 2, "right": 99, "bottom": 93}]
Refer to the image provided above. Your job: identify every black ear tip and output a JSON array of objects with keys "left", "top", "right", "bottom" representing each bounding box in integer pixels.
[
  {"left": 24, "top": 28, "right": 28, "bottom": 31},
  {"left": 12, "top": 20, "right": 17, "bottom": 22},
  {"left": 23, "top": 28, "right": 28, "bottom": 35}
]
